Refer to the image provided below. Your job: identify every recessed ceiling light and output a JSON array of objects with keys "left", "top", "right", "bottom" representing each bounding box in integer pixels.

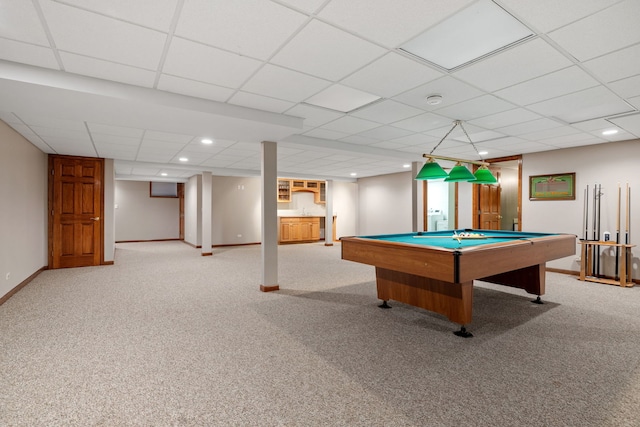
[
  {"left": 201, "top": 138, "right": 213, "bottom": 144},
  {"left": 403, "top": 164, "right": 411, "bottom": 168},
  {"left": 179, "top": 157, "right": 188, "bottom": 162},
  {"left": 304, "top": 84, "right": 381, "bottom": 113},
  {"left": 602, "top": 129, "right": 618, "bottom": 135},
  {"left": 399, "top": 0, "right": 533, "bottom": 71},
  {"left": 161, "top": 173, "right": 168, "bottom": 176},
  {"left": 478, "top": 151, "right": 488, "bottom": 156},
  {"left": 350, "top": 172, "right": 357, "bottom": 176}
]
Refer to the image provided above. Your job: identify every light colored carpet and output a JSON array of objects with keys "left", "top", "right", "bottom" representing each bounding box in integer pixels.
[{"left": 1, "top": 241, "right": 639, "bottom": 426}]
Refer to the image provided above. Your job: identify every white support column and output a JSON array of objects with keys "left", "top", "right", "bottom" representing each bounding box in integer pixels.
[
  {"left": 260, "top": 141, "right": 279, "bottom": 292},
  {"left": 201, "top": 171, "right": 212, "bottom": 256},
  {"left": 411, "top": 161, "right": 425, "bottom": 232},
  {"left": 325, "top": 180, "right": 334, "bottom": 246}
]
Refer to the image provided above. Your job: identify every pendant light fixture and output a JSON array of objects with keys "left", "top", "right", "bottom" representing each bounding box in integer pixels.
[{"left": 415, "top": 120, "right": 498, "bottom": 184}]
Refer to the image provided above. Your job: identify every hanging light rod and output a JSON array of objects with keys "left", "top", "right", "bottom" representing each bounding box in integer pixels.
[
  {"left": 415, "top": 119, "right": 497, "bottom": 184},
  {"left": 422, "top": 153, "right": 491, "bottom": 167}
]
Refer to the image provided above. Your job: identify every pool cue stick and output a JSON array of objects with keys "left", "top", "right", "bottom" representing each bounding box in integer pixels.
[
  {"left": 584, "top": 186, "right": 589, "bottom": 241},
  {"left": 597, "top": 184, "right": 602, "bottom": 276},
  {"left": 615, "top": 184, "right": 620, "bottom": 280},
  {"left": 592, "top": 184, "right": 597, "bottom": 274},
  {"left": 626, "top": 184, "right": 631, "bottom": 282}
]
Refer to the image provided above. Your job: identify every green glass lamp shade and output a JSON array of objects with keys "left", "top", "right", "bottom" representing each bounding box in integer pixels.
[
  {"left": 444, "top": 163, "right": 475, "bottom": 182},
  {"left": 415, "top": 159, "right": 448, "bottom": 180},
  {"left": 472, "top": 167, "right": 498, "bottom": 184}
]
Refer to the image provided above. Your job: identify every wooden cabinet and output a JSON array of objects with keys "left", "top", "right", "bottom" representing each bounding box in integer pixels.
[
  {"left": 279, "top": 178, "right": 326, "bottom": 203},
  {"left": 278, "top": 179, "right": 291, "bottom": 202},
  {"left": 315, "top": 182, "right": 326, "bottom": 204},
  {"left": 279, "top": 217, "right": 321, "bottom": 243}
]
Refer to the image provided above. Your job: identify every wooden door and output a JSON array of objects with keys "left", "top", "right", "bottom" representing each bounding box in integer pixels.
[
  {"left": 478, "top": 179, "right": 501, "bottom": 230},
  {"left": 49, "top": 155, "right": 104, "bottom": 268}
]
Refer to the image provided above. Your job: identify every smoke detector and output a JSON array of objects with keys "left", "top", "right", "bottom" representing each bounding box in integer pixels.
[{"left": 426, "top": 94, "right": 443, "bottom": 105}]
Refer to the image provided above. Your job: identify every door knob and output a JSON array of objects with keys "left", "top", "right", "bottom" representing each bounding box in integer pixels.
[{"left": 90, "top": 217, "right": 100, "bottom": 221}]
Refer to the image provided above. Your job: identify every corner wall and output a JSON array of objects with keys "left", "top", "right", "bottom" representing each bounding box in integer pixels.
[
  {"left": 114, "top": 180, "right": 180, "bottom": 242},
  {"left": 0, "top": 120, "right": 48, "bottom": 301},
  {"left": 522, "top": 139, "right": 640, "bottom": 277}
]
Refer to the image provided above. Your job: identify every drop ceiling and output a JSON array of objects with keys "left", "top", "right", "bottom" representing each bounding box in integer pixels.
[{"left": 0, "top": 0, "right": 639, "bottom": 182}]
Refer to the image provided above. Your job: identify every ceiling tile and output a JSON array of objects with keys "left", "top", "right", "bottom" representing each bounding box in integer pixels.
[
  {"left": 58, "top": 0, "right": 179, "bottom": 32},
  {"left": 393, "top": 76, "right": 484, "bottom": 111},
  {"left": 627, "top": 95, "right": 640, "bottom": 111},
  {"left": 136, "top": 151, "right": 177, "bottom": 163},
  {"left": 163, "top": 37, "right": 263, "bottom": 88},
  {"left": 156, "top": 75, "right": 235, "bottom": 102},
  {"left": 283, "top": 104, "right": 344, "bottom": 128},
  {"left": 320, "top": 116, "right": 380, "bottom": 134},
  {"left": 432, "top": 95, "right": 515, "bottom": 121},
  {"left": 494, "top": 66, "right": 600, "bottom": 106},
  {"left": 318, "top": 0, "right": 473, "bottom": 47},
  {"left": 497, "top": 118, "right": 563, "bottom": 136},
  {"left": 0, "top": 39, "right": 59, "bottom": 70},
  {"left": 469, "top": 108, "right": 542, "bottom": 129},
  {"left": 454, "top": 38, "right": 573, "bottom": 92},
  {"left": 276, "top": 0, "right": 326, "bottom": 14},
  {"left": 18, "top": 115, "right": 86, "bottom": 131},
  {"left": 351, "top": 100, "right": 423, "bottom": 124},
  {"left": 527, "top": 86, "right": 635, "bottom": 123},
  {"left": 303, "top": 128, "right": 350, "bottom": 140},
  {"left": 87, "top": 123, "right": 144, "bottom": 138},
  {"left": 304, "top": 84, "right": 381, "bottom": 113},
  {"left": 144, "top": 130, "right": 193, "bottom": 144},
  {"left": 176, "top": 0, "right": 307, "bottom": 60},
  {"left": 41, "top": 0, "right": 167, "bottom": 69},
  {"left": 608, "top": 75, "right": 640, "bottom": 99},
  {"left": 92, "top": 134, "right": 141, "bottom": 147},
  {"left": 338, "top": 135, "right": 380, "bottom": 146},
  {"left": 537, "top": 132, "right": 604, "bottom": 147},
  {"left": 520, "top": 125, "right": 582, "bottom": 142},
  {"left": 270, "top": 20, "right": 386, "bottom": 81},
  {"left": 499, "top": 0, "right": 620, "bottom": 33},
  {"left": 60, "top": 52, "right": 156, "bottom": 87},
  {"left": 228, "top": 92, "right": 294, "bottom": 113},
  {"left": 547, "top": 0, "right": 640, "bottom": 61},
  {"left": 0, "top": 0, "right": 49, "bottom": 45},
  {"left": 241, "top": 64, "right": 331, "bottom": 103},
  {"left": 391, "top": 113, "right": 453, "bottom": 132},
  {"left": 356, "top": 125, "right": 414, "bottom": 141},
  {"left": 582, "top": 44, "right": 640, "bottom": 83},
  {"left": 341, "top": 53, "right": 443, "bottom": 98}
]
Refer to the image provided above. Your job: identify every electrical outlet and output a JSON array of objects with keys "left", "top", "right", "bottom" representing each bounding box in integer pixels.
[{"left": 5, "top": 272, "right": 10, "bottom": 280}]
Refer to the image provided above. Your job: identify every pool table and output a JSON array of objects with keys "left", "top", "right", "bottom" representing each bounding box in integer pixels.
[{"left": 341, "top": 229, "right": 576, "bottom": 336}]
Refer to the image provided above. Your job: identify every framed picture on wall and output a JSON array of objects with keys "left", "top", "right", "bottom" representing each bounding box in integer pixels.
[{"left": 529, "top": 173, "right": 576, "bottom": 200}]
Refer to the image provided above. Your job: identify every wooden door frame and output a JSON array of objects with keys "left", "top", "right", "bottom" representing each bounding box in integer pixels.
[
  {"left": 423, "top": 181, "right": 459, "bottom": 231},
  {"left": 472, "top": 155, "right": 522, "bottom": 230},
  {"left": 48, "top": 154, "right": 105, "bottom": 268}
]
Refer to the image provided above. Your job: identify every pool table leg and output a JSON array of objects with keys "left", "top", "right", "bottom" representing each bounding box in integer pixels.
[
  {"left": 375, "top": 267, "right": 474, "bottom": 326},
  {"left": 480, "top": 263, "right": 546, "bottom": 299}
]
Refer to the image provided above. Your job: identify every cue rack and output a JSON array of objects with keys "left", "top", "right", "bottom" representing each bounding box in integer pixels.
[{"left": 581, "top": 183, "right": 634, "bottom": 286}]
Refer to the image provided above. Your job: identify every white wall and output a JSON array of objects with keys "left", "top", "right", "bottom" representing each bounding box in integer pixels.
[
  {"left": 358, "top": 171, "right": 413, "bottom": 235},
  {"left": 0, "top": 120, "right": 48, "bottom": 300},
  {"left": 104, "top": 159, "right": 115, "bottom": 262},
  {"left": 333, "top": 181, "right": 357, "bottom": 238},
  {"left": 212, "top": 175, "right": 262, "bottom": 245},
  {"left": 184, "top": 175, "right": 201, "bottom": 247},
  {"left": 522, "top": 139, "right": 640, "bottom": 277},
  {"left": 114, "top": 180, "right": 180, "bottom": 241}
]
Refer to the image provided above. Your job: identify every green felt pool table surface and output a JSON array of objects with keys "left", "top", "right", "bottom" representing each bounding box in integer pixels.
[{"left": 358, "top": 230, "right": 555, "bottom": 250}]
